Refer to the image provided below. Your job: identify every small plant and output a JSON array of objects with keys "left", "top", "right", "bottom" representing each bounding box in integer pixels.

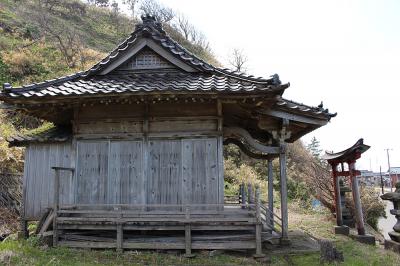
[{"left": 26, "top": 236, "right": 41, "bottom": 247}]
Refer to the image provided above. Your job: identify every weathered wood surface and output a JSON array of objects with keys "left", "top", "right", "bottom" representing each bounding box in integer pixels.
[
  {"left": 23, "top": 103, "right": 224, "bottom": 220},
  {"left": 23, "top": 139, "right": 222, "bottom": 220},
  {"left": 23, "top": 143, "right": 72, "bottom": 219}
]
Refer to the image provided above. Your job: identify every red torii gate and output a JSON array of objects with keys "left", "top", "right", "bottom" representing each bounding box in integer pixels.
[{"left": 323, "top": 139, "right": 375, "bottom": 244}]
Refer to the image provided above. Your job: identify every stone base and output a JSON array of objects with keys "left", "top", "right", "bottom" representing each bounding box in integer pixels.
[
  {"left": 253, "top": 253, "right": 266, "bottom": 259},
  {"left": 279, "top": 237, "right": 291, "bottom": 246},
  {"left": 384, "top": 239, "right": 400, "bottom": 254},
  {"left": 351, "top": 234, "right": 376, "bottom": 245},
  {"left": 389, "top": 231, "right": 400, "bottom": 242},
  {"left": 334, "top": 226, "right": 349, "bottom": 236}
]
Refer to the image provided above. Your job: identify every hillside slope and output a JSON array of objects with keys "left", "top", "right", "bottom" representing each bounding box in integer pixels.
[
  {"left": 0, "top": 0, "right": 217, "bottom": 86},
  {"left": 0, "top": 0, "right": 219, "bottom": 174}
]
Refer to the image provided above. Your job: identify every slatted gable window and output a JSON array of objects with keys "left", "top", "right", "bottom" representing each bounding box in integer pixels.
[{"left": 118, "top": 48, "right": 173, "bottom": 70}]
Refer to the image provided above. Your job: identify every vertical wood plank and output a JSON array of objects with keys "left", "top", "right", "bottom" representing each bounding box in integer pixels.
[
  {"left": 23, "top": 146, "right": 31, "bottom": 219},
  {"left": 76, "top": 141, "right": 109, "bottom": 204},
  {"left": 147, "top": 140, "right": 181, "bottom": 209},
  {"left": 182, "top": 140, "right": 193, "bottom": 206}
]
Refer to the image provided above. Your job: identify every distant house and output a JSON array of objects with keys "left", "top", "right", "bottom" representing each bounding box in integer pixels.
[
  {"left": 389, "top": 167, "right": 400, "bottom": 185},
  {"left": 358, "top": 170, "right": 390, "bottom": 187}
]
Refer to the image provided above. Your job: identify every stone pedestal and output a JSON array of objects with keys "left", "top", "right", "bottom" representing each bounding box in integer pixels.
[
  {"left": 385, "top": 239, "right": 400, "bottom": 253},
  {"left": 279, "top": 237, "right": 291, "bottom": 246},
  {"left": 351, "top": 234, "right": 376, "bottom": 245},
  {"left": 339, "top": 182, "right": 353, "bottom": 226},
  {"left": 334, "top": 225, "right": 349, "bottom": 236},
  {"left": 380, "top": 183, "right": 400, "bottom": 253}
]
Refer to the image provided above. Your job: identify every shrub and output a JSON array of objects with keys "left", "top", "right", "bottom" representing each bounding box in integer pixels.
[
  {"left": 2, "top": 49, "right": 48, "bottom": 80},
  {"left": 0, "top": 55, "right": 12, "bottom": 84},
  {"left": 360, "top": 186, "right": 386, "bottom": 230}
]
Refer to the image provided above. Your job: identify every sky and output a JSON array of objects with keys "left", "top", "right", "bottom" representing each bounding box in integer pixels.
[{"left": 127, "top": 0, "right": 400, "bottom": 171}]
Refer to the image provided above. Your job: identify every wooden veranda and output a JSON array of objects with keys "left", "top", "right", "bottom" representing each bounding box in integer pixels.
[{"left": 36, "top": 166, "right": 282, "bottom": 256}]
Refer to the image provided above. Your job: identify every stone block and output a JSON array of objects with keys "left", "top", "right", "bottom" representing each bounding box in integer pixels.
[
  {"left": 389, "top": 231, "right": 400, "bottom": 242},
  {"left": 334, "top": 226, "right": 349, "bottom": 235},
  {"left": 352, "top": 234, "right": 375, "bottom": 245},
  {"left": 279, "top": 237, "right": 291, "bottom": 246},
  {"left": 384, "top": 239, "right": 400, "bottom": 254}
]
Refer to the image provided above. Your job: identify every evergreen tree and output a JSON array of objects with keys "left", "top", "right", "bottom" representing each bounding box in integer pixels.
[{"left": 306, "top": 136, "right": 322, "bottom": 159}]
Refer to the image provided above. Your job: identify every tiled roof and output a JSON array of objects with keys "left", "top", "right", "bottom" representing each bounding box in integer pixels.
[
  {"left": 0, "top": 15, "right": 287, "bottom": 99},
  {"left": 3, "top": 72, "right": 288, "bottom": 99},
  {"left": 83, "top": 15, "right": 278, "bottom": 85},
  {"left": 8, "top": 127, "right": 71, "bottom": 147},
  {"left": 389, "top": 167, "right": 400, "bottom": 174},
  {"left": 276, "top": 98, "right": 336, "bottom": 118}
]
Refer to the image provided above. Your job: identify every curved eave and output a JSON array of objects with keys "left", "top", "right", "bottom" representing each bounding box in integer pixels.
[{"left": 322, "top": 138, "right": 370, "bottom": 162}]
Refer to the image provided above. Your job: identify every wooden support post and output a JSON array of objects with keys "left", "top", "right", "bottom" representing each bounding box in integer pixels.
[
  {"left": 241, "top": 183, "right": 247, "bottom": 209},
  {"left": 349, "top": 161, "right": 366, "bottom": 235},
  {"left": 248, "top": 184, "right": 253, "bottom": 206},
  {"left": 332, "top": 163, "right": 343, "bottom": 226},
  {"left": 20, "top": 219, "right": 28, "bottom": 239},
  {"left": 267, "top": 159, "right": 274, "bottom": 231},
  {"left": 279, "top": 144, "right": 290, "bottom": 245},
  {"left": 116, "top": 223, "right": 123, "bottom": 252},
  {"left": 239, "top": 184, "right": 243, "bottom": 204},
  {"left": 53, "top": 169, "right": 60, "bottom": 247},
  {"left": 254, "top": 187, "right": 265, "bottom": 258},
  {"left": 184, "top": 206, "right": 195, "bottom": 258}
]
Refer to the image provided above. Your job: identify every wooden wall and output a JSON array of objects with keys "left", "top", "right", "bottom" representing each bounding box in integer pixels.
[
  {"left": 23, "top": 143, "right": 72, "bottom": 220},
  {"left": 23, "top": 102, "right": 224, "bottom": 220}
]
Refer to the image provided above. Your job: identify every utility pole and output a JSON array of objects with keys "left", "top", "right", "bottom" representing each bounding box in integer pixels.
[
  {"left": 380, "top": 166, "right": 384, "bottom": 194},
  {"left": 385, "top": 148, "right": 393, "bottom": 192}
]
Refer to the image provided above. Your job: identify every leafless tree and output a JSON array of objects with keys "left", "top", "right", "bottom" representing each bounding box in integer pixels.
[
  {"left": 139, "top": 0, "right": 175, "bottom": 23},
  {"left": 176, "top": 14, "right": 191, "bottom": 40},
  {"left": 123, "top": 0, "right": 139, "bottom": 19},
  {"left": 173, "top": 14, "right": 210, "bottom": 50},
  {"left": 229, "top": 48, "right": 248, "bottom": 72},
  {"left": 287, "top": 141, "right": 335, "bottom": 213},
  {"left": 36, "top": 13, "right": 84, "bottom": 68}
]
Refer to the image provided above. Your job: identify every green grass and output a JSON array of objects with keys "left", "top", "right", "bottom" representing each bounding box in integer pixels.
[{"left": 0, "top": 239, "right": 264, "bottom": 266}]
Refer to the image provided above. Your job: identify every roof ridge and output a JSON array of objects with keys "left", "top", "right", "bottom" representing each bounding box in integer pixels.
[
  {"left": 278, "top": 97, "right": 337, "bottom": 118},
  {"left": 82, "top": 16, "right": 285, "bottom": 86}
]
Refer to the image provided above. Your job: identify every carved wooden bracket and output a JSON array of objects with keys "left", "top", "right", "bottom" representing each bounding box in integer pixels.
[
  {"left": 272, "top": 119, "right": 291, "bottom": 143},
  {"left": 223, "top": 127, "right": 280, "bottom": 154}
]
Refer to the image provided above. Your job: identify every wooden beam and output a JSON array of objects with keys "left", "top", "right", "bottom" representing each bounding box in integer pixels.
[
  {"left": 116, "top": 223, "right": 123, "bottom": 252},
  {"left": 279, "top": 144, "right": 289, "bottom": 245},
  {"left": 258, "top": 109, "right": 328, "bottom": 126}
]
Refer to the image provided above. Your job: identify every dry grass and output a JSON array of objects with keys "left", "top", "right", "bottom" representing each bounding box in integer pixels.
[{"left": 0, "top": 208, "right": 19, "bottom": 238}]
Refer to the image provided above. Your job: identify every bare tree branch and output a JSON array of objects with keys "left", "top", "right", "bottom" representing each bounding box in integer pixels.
[{"left": 229, "top": 48, "right": 248, "bottom": 72}]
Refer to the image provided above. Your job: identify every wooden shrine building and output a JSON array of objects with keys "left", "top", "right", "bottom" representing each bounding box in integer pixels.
[{"left": 0, "top": 15, "right": 335, "bottom": 255}]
